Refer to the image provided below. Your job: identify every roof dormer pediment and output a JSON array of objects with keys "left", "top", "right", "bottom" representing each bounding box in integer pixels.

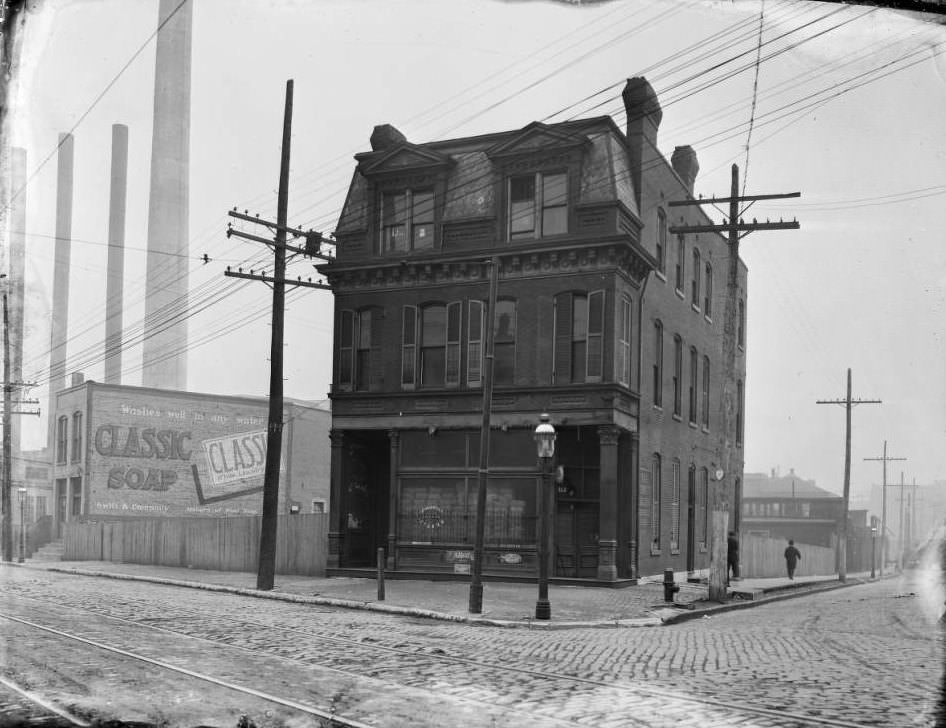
[
  {"left": 486, "top": 121, "right": 590, "bottom": 160},
  {"left": 357, "top": 143, "right": 454, "bottom": 177}
]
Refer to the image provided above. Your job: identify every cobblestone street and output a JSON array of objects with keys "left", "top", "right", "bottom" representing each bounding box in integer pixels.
[{"left": 0, "top": 566, "right": 942, "bottom": 726}]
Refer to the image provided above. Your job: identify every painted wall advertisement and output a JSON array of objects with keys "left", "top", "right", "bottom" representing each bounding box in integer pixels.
[{"left": 88, "top": 389, "right": 286, "bottom": 517}]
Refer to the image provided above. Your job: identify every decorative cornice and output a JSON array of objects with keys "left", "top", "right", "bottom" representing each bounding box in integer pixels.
[{"left": 322, "top": 241, "right": 653, "bottom": 292}]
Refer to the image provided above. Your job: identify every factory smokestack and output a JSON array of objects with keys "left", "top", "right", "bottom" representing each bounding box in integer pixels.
[
  {"left": 142, "top": 0, "right": 192, "bottom": 390},
  {"left": 47, "top": 133, "right": 74, "bottom": 451},
  {"left": 104, "top": 124, "right": 128, "bottom": 385}
]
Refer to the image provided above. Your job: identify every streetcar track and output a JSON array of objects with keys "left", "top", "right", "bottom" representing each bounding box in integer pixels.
[
  {"left": 0, "top": 612, "right": 377, "bottom": 728},
  {"left": 1, "top": 591, "right": 882, "bottom": 728},
  {"left": 0, "top": 674, "right": 91, "bottom": 727}
]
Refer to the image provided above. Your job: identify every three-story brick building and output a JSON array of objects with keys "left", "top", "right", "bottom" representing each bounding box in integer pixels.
[{"left": 322, "top": 77, "right": 746, "bottom": 582}]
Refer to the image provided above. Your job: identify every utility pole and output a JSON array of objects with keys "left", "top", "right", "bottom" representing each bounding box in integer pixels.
[
  {"left": 898, "top": 471, "right": 905, "bottom": 570},
  {"left": 815, "top": 368, "right": 880, "bottom": 581},
  {"left": 221, "top": 80, "right": 332, "bottom": 590},
  {"left": 669, "top": 163, "right": 799, "bottom": 602},
  {"left": 468, "top": 257, "right": 499, "bottom": 615},
  {"left": 1, "top": 291, "right": 39, "bottom": 563},
  {"left": 863, "top": 441, "right": 906, "bottom": 577}
]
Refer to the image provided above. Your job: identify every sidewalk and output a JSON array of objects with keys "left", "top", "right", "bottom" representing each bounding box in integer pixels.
[{"left": 10, "top": 559, "right": 877, "bottom": 628}]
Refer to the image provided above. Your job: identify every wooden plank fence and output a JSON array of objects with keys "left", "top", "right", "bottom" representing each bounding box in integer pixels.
[
  {"left": 739, "top": 533, "right": 836, "bottom": 578},
  {"left": 63, "top": 514, "right": 328, "bottom": 576}
]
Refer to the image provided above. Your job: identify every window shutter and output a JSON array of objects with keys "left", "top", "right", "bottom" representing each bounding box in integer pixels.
[
  {"left": 339, "top": 310, "right": 354, "bottom": 390},
  {"left": 586, "top": 290, "right": 603, "bottom": 381},
  {"left": 401, "top": 305, "right": 416, "bottom": 389},
  {"left": 446, "top": 301, "right": 461, "bottom": 387},
  {"left": 467, "top": 300, "right": 483, "bottom": 387},
  {"left": 553, "top": 293, "right": 573, "bottom": 385},
  {"left": 369, "top": 308, "right": 384, "bottom": 390}
]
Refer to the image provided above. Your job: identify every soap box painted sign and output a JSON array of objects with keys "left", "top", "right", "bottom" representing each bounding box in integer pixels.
[{"left": 87, "top": 388, "right": 286, "bottom": 517}]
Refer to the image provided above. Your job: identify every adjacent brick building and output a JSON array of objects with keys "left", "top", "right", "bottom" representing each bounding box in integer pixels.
[{"left": 322, "top": 76, "right": 746, "bottom": 582}]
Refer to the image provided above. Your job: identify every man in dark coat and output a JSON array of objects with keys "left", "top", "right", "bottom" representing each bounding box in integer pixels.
[
  {"left": 784, "top": 539, "right": 802, "bottom": 579},
  {"left": 727, "top": 531, "right": 739, "bottom": 584}
]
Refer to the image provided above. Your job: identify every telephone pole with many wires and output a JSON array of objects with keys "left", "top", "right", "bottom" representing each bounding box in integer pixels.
[
  {"left": 669, "top": 163, "right": 799, "bottom": 602},
  {"left": 863, "top": 441, "right": 906, "bottom": 578},
  {"left": 815, "top": 368, "right": 880, "bottom": 581},
  {"left": 2, "top": 290, "right": 41, "bottom": 563},
  {"left": 220, "top": 80, "right": 332, "bottom": 590}
]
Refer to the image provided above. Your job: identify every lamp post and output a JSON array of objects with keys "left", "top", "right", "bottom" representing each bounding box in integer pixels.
[
  {"left": 534, "top": 413, "right": 556, "bottom": 621},
  {"left": 870, "top": 525, "right": 877, "bottom": 579},
  {"left": 17, "top": 487, "right": 27, "bottom": 563}
]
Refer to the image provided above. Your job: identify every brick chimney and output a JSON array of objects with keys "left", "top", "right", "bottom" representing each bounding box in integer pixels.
[
  {"left": 622, "top": 77, "right": 662, "bottom": 210},
  {"left": 370, "top": 124, "right": 407, "bottom": 151},
  {"left": 671, "top": 145, "right": 699, "bottom": 195}
]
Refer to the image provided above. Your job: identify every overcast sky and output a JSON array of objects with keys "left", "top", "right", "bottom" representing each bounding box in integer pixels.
[{"left": 4, "top": 0, "right": 945, "bottom": 510}]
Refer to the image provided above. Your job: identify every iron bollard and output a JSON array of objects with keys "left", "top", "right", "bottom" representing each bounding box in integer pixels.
[
  {"left": 377, "top": 547, "right": 385, "bottom": 601},
  {"left": 663, "top": 568, "right": 680, "bottom": 603}
]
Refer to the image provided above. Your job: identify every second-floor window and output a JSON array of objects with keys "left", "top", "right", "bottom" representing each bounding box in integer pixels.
[
  {"left": 738, "top": 297, "right": 746, "bottom": 348},
  {"left": 494, "top": 299, "right": 517, "bottom": 386},
  {"left": 675, "top": 235, "right": 685, "bottom": 292},
  {"left": 553, "top": 290, "right": 603, "bottom": 384},
  {"left": 736, "top": 379, "right": 745, "bottom": 445},
  {"left": 56, "top": 416, "right": 68, "bottom": 465},
  {"left": 618, "top": 296, "right": 631, "bottom": 387},
  {"left": 508, "top": 172, "right": 567, "bottom": 240},
  {"left": 71, "top": 412, "right": 82, "bottom": 462},
  {"left": 402, "top": 302, "right": 461, "bottom": 389},
  {"left": 688, "top": 347, "right": 698, "bottom": 424},
  {"left": 656, "top": 208, "right": 667, "bottom": 274},
  {"left": 701, "top": 355, "right": 710, "bottom": 428},
  {"left": 381, "top": 188, "right": 434, "bottom": 253},
  {"left": 652, "top": 320, "right": 663, "bottom": 407},
  {"left": 338, "top": 309, "right": 378, "bottom": 391},
  {"left": 691, "top": 249, "right": 701, "bottom": 308},
  {"left": 704, "top": 262, "right": 713, "bottom": 317}
]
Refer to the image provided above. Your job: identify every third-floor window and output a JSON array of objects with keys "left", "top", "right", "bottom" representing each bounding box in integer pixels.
[
  {"left": 508, "top": 172, "right": 567, "bottom": 240},
  {"left": 381, "top": 188, "right": 434, "bottom": 253}
]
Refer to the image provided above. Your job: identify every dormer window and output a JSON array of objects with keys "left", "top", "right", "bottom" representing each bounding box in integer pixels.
[
  {"left": 508, "top": 172, "right": 567, "bottom": 240},
  {"left": 381, "top": 188, "right": 434, "bottom": 253}
]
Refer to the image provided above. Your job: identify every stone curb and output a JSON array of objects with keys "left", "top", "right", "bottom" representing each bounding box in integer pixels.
[
  {"left": 29, "top": 564, "right": 663, "bottom": 629},
  {"left": 660, "top": 576, "right": 882, "bottom": 625},
  {"left": 15, "top": 563, "right": 891, "bottom": 629}
]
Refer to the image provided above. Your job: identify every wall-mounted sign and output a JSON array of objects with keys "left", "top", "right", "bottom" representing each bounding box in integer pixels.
[
  {"left": 454, "top": 563, "right": 471, "bottom": 574},
  {"left": 497, "top": 553, "right": 522, "bottom": 565}
]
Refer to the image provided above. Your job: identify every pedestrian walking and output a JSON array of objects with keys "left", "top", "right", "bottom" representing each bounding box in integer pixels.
[
  {"left": 784, "top": 539, "right": 802, "bottom": 579},
  {"left": 727, "top": 531, "right": 739, "bottom": 585}
]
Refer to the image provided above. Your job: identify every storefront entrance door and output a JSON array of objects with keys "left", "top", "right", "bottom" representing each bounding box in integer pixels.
[{"left": 555, "top": 501, "right": 598, "bottom": 578}]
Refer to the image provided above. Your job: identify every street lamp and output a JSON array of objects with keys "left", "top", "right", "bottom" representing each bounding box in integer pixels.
[
  {"left": 17, "top": 487, "right": 26, "bottom": 563},
  {"left": 870, "top": 525, "right": 877, "bottom": 579},
  {"left": 533, "top": 413, "right": 556, "bottom": 621}
]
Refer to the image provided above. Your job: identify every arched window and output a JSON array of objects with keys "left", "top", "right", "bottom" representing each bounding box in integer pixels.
[
  {"left": 651, "top": 453, "right": 662, "bottom": 549},
  {"left": 553, "top": 291, "right": 603, "bottom": 384},
  {"left": 738, "top": 298, "right": 746, "bottom": 348},
  {"left": 691, "top": 249, "right": 701, "bottom": 308},
  {"left": 704, "top": 262, "right": 713, "bottom": 317},
  {"left": 493, "top": 298, "right": 517, "bottom": 386},
  {"left": 701, "top": 355, "right": 710, "bottom": 428},
  {"left": 675, "top": 235, "right": 685, "bottom": 291},
  {"left": 618, "top": 296, "right": 632, "bottom": 387},
  {"left": 71, "top": 412, "right": 82, "bottom": 463},
  {"left": 656, "top": 208, "right": 667, "bottom": 274},
  {"left": 670, "top": 459, "right": 681, "bottom": 551},
  {"left": 736, "top": 379, "right": 745, "bottom": 445},
  {"left": 56, "top": 416, "right": 68, "bottom": 465},
  {"left": 652, "top": 320, "right": 663, "bottom": 407},
  {"left": 672, "top": 334, "right": 683, "bottom": 417},
  {"left": 688, "top": 346, "right": 698, "bottom": 424}
]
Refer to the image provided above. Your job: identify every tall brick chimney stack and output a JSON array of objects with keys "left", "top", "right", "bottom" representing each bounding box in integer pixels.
[
  {"left": 671, "top": 145, "right": 700, "bottom": 196},
  {"left": 622, "top": 77, "right": 662, "bottom": 210}
]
